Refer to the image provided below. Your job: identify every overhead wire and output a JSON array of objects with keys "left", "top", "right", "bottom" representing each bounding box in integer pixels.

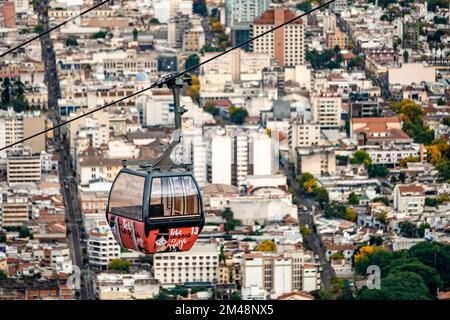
[
  {"left": 0, "top": 0, "right": 337, "bottom": 152},
  {"left": 0, "top": 0, "right": 111, "bottom": 58}
]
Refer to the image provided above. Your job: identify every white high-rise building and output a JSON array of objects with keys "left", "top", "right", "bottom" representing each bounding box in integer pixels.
[
  {"left": 87, "top": 224, "right": 121, "bottom": 270},
  {"left": 153, "top": 243, "right": 219, "bottom": 285},
  {"left": 241, "top": 251, "right": 321, "bottom": 298},
  {"left": 311, "top": 93, "right": 342, "bottom": 129},
  {"left": 225, "top": 0, "right": 270, "bottom": 27},
  {"left": 210, "top": 130, "right": 275, "bottom": 187},
  {"left": 138, "top": 92, "right": 195, "bottom": 127},
  {"left": 288, "top": 114, "right": 321, "bottom": 162},
  {"left": 211, "top": 135, "right": 233, "bottom": 185}
]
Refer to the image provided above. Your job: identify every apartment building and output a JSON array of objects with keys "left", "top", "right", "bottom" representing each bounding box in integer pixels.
[
  {"left": 288, "top": 114, "right": 320, "bottom": 163},
  {"left": 2, "top": 1, "right": 15, "bottom": 28},
  {"left": 210, "top": 131, "right": 274, "bottom": 187},
  {"left": 183, "top": 25, "right": 205, "bottom": 52},
  {"left": 138, "top": 91, "right": 195, "bottom": 127},
  {"left": 0, "top": 109, "right": 46, "bottom": 155},
  {"left": 330, "top": 0, "right": 347, "bottom": 13},
  {"left": 225, "top": 0, "right": 270, "bottom": 27},
  {"left": 326, "top": 28, "right": 349, "bottom": 49},
  {"left": 168, "top": 13, "right": 191, "bottom": 48},
  {"left": 102, "top": 51, "right": 157, "bottom": 77},
  {"left": 1, "top": 194, "right": 29, "bottom": 227},
  {"left": 351, "top": 117, "right": 412, "bottom": 146},
  {"left": 295, "top": 146, "right": 336, "bottom": 176},
  {"left": 153, "top": 243, "right": 219, "bottom": 285},
  {"left": 360, "top": 143, "right": 423, "bottom": 166},
  {"left": 7, "top": 155, "right": 42, "bottom": 184},
  {"left": 241, "top": 251, "right": 320, "bottom": 298},
  {"left": 311, "top": 93, "right": 342, "bottom": 129},
  {"left": 95, "top": 272, "right": 159, "bottom": 300},
  {"left": 87, "top": 225, "right": 121, "bottom": 270},
  {"left": 393, "top": 184, "right": 425, "bottom": 215},
  {"left": 218, "top": 257, "right": 241, "bottom": 287},
  {"left": 251, "top": 8, "right": 305, "bottom": 66},
  {"left": 77, "top": 156, "right": 122, "bottom": 185}
]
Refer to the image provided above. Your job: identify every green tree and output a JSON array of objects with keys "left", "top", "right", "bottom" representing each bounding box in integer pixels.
[
  {"left": 230, "top": 291, "right": 241, "bottom": 300},
  {"left": 336, "top": 155, "right": 349, "bottom": 165},
  {"left": 372, "top": 197, "right": 389, "bottom": 206},
  {"left": 92, "top": 31, "right": 106, "bottom": 39},
  {"left": 132, "top": 28, "right": 138, "bottom": 41},
  {"left": 203, "top": 101, "right": 219, "bottom": 116},
  {"left": 0, "top": 270, "right": 6, "bottom": 280},
  {"left": 314, "top": 187, "right": 329, "bottom": 209},
  {"left": 350, "top": 150, "right": 372, "bottom": 166},
  {"left": 399, "top": 221, "right": 417, "bottom": 238},
  {"left": 108, "top": 259, "right": 131, "bottom": 273},
  {"left": 150, "top": 17, "right": 159, "bottom": 24},
  {"left": 348, "top": 192, "right": 359, "bottom": 205},
  {"left": 418, "top": 223, "right": 430, "bottom": 238},
  {"left": 367, "top": 164, "right": 389, "bottom": 178},
  {"left": 229, "top": 107, "right": 248, "bottom": 124},
  {"left": 18, "top": 227, "right": 31, "bottom": 238},
  {"left": 185, "top": 54, "right": 200, "bottom": 74},
  {"left": 403, "top": 50, "right": 409, "bottom": 63},
  {"left": 390, "top": 262, "right": 443, "bottom": 295},
  {"left": 359, "top": 272, "right": 430, "bottom": 300},
  {"left": 409, "top": 242, "right": 450, "bottom": 288},
  {"left": 193, "top": 0, "right": 207, "bottom": 16},
  {"left": 1, "top": 79, "right": 29, "bottom": 112},
  {"left": 65, "top": 37, "right": 78, "bottom": 47},
  {"left": 34, "top": 23, "right": 44, "bottom": 33},
  {"left": 296, "top": 1, "right": 312, "bottom": 12}
]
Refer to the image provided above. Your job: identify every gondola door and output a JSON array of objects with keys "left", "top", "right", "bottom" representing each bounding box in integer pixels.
[
  {"left": 107, "top": 171, "right": 151, "bottom": 253},
  {"left": 147, "top": 175, "right": 203, "bottom": 253}
]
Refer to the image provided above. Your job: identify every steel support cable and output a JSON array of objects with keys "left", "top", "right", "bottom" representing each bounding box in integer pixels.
[
  {"left": 0, "top": 0, "right": 336, "bottom": 152},
  {"left": 0, "top": 0, "right": 111, "bottom": 58}
]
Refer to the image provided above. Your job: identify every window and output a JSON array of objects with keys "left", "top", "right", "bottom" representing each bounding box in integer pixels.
[
  {"left": 108, "top": 173, "right": 145, "bottom": 220},
  {"left": 149, "top": 175, "right": 201, "bottom": 219}
]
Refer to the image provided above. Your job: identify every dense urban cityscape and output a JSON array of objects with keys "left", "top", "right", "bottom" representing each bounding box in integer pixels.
[{"left": 0, "top": 0, "right": 449, "bottom": 302}]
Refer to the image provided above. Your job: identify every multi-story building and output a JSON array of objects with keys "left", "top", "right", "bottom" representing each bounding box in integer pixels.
[
  {"left": 7, "top": 155, "right": 42, "bottom": 184},
  {"left": 183, "top": 24, "right": 205, "bottom": 52},
  {"left": 326, "top": 28, "right": 349, "bottom": 49},
  {"left": 168, "top": 13, "right": 191, "bottom": 48},
  {"left": 288, "top": 114, "right": 320, "bottom": 162},
  {"left": 360, "top": 143, "right": 424, "bottom": 166},
  {"left": 218, "top": 257, "right": 241, "bottom": 287},
  {"left": 1, "top": 194, "right": 29, "bottom": 227},
  {"left": 210, "top": 130, "right": 275, "bottom": 187},
  {"left": 251, "top": 8, "right": 305, "bottom": 66},
  {"left": 138, "top": 91, "right": 195, "bottom": 127},
  {"left": 87, "top": 224, "right": 121, "bottom": 270},
  {"left": 311, "top": 93, "right": 342, "bottom": 129},
  {"left": 0, "top": 109, "right": 46, "bottom": 155},
  {"left": 349, "top": 92, "right": 380, "bottom": 118},
  {"left": 153, "top": 243, "right": 219, "bottom": 285},
  {"left": 393, "top": 184, "right": 425, "bottom": 215},
  {"left": 102, "top": 51, "right": 157, "bottom": 78},
  {"left": 95, "top": 272, "right": 159, "bottom": 300},
  {"left": 295, "top": 146, "right": 336, "bottom": 176},
  {"left": 351, "top": 117, "right": 413, "bottom": 146},
  {"left": 241, "top": 251, "right": 320, "bottom": 298},
  {"left": 2, "top": 1, "right": 16, "bottom": 28},
  {"left": 225, "top": 0, "right": 270, "bottom": 27},
  {"left": 330, "top": 0, "right": 347, "bottom": 13}
]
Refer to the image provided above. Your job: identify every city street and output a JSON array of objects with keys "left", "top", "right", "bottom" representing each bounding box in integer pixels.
[{"left": 283, "top": 165, "right": 335, "bottom": 291}]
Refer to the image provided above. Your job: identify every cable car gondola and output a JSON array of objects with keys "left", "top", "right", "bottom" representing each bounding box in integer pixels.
[{"left": 106, "top": 74, "right": 205, "bottom": 254}]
